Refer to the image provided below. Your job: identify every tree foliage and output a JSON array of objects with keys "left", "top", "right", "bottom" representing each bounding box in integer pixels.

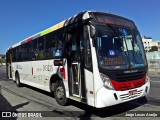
[
  {"left": 0, "top": 59, "right": 2, "bottom": 65},
  {"left": 148, "top": 46, "right": 158, "bottom": 52}
]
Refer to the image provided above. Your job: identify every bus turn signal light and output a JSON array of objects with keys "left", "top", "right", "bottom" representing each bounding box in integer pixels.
[{"left": 59, "top": 68, "right": 66, "bottom": 80}]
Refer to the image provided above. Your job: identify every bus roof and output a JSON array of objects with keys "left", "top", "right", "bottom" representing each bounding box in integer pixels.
[
  {"left": 91, "top": 11, "right": 136, "bottom": 28},
  {"left": 8, "top": 11, "right": 89, "bottom": 50},
  {"left": 8, "top": 11, "right": 135, "bottom": 50},
  {"left": 8, "top": 20, "right": 66, "bottom": 50}
]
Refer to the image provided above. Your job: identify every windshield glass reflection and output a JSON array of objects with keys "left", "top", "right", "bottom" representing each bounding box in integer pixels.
[{"left": 95, "top": 25, "right": 147, "bottom": 70}]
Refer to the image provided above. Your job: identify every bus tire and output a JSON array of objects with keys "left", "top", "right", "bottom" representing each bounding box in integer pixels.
[
  {"left": 15, "top": 73, "right": 21, "bottom": 87},
  {"left": 54, "top": 80, "right": 69, "bottom": 106}
]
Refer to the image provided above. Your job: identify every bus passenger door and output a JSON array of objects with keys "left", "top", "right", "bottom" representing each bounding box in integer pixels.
[
  {"left": 67, "top": 26, "right": 94, "bottom": 105},
  {"left": 68, "top": 32, "right": 82, "bottom": 97}
]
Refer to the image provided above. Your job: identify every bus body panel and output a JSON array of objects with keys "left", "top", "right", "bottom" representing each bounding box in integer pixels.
[
  {"left": 31, "top": 60, "right": 50, "bottom": 91},
  {"left": 96, "top": 81, "right": 150, "bottom": 108},
  {"left": 54, "top": 58, "right": 69, "bottom": 98},
  {"left": 12, "top": 61, "right": 50, "bottom": 91},
  {"left": 84, "top": 69, "right": 94, "bottom": 106},
  {"left": 89, "top": 37, "right": 105, "bottom": 106},
  {"left": 6, "top": 11, "right": 150, "bottom": 108},
  {"left": 11, "top": 59, "right": 70, "bottom": 95},
  {"left": 21, "top": 61, "right": 32, "bottom": 84}
]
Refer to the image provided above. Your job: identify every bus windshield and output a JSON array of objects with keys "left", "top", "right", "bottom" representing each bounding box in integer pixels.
[{"left": 95, "top": 25, "right": 147, "bottom": 70}]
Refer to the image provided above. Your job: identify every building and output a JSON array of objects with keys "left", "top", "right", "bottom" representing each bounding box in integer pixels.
[
  {"left": 142, "top": 36, "right": 152, "bottom": 52},
  {"left": 0, "top": 54, "right": 6, "bottom": 60},
  {"left": 157, "top": 41, "right": 160, "bottom": 51},
  {"left": 152, "top": 41, "right": 158, "bottom": 47},
  {"left": 142, "top": 36, "right": 160, "bottom": 52}
]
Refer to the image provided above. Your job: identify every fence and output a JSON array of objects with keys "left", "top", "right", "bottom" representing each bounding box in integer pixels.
[{"left": 147, "top": 59, "right": 160, "bottom": 76}]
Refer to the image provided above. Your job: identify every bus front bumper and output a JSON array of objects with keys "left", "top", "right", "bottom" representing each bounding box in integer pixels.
[{"left": 96, "top": 81, "right": 150, "bottom": 108}]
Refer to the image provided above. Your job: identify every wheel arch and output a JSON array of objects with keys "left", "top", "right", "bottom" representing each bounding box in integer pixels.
[
  {"left": 14, "top": 70, "right": 19, "bottom": 81},
  {"left": 15, "top": 70, "right": 19, "bottom": 75},
  {"left": 49, "top": 74, "right": 62, "bottom": 93}
]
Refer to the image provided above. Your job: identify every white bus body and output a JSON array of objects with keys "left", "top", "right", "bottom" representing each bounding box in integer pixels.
[{"left": 6, "top": 11, "right": 150, "bottom": 108}]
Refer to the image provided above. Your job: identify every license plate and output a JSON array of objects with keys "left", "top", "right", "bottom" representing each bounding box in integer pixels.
[{"left": 128, "top": 90, "right": 137, "bottom": 96}]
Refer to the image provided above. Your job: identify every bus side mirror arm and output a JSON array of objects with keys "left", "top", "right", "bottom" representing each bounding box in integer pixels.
[
  {"left": 90, "top": 25, "right": 96, "bottom": 47},
  {"left": 90, "top": 25, "right": 96, "bottom": 39}
]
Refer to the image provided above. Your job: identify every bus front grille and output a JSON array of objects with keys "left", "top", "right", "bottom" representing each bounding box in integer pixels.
[
  {"left": 110, "top": 71, "right": 146, "bottom": 82},
  {"left": 120, "top": 90, "right": 143, "bottom": 101}
]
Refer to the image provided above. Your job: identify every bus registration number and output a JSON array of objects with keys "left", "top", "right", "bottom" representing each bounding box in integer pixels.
[{"left": 128, "top": 90, "right": 137, "bottom": 96}]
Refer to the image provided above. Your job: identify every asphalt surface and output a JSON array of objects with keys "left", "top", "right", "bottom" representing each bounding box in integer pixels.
[{"left": 0, "top": 65, "right": 160, "bottom": 120}]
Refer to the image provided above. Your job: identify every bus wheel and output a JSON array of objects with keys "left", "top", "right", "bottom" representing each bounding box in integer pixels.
[
  {"left": 15, "top": 73, "right": 21, "bottom": 87},
  {"left": 54, "top": 80, "right": 69, "bottom": 106}
]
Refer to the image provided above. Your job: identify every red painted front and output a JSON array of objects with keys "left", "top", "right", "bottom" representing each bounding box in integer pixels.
[{"left": 111, "top": 76, "right": 146, "bottom": 91}]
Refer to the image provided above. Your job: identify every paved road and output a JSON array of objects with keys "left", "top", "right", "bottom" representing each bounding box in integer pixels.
[{"left": 0, "top": 65, "right": 160, "bottom": 120}]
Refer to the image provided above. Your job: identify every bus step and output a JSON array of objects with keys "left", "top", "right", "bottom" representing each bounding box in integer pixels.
[{"left": 69, "top": 96, "right": 81, "bottom": 102}]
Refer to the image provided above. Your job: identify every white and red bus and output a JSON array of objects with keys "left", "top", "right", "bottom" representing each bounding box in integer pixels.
[{"left": 6, "top": 11, "right": 150, "bottom": 108}]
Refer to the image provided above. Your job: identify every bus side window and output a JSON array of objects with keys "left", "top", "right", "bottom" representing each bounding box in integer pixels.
[
  {"left": 23, "top": 43, "right": 30, "bottom": 60},
  {"left": 80, "top": 40, "right": 83, "bottom": 59},
  {"left": 37, "top": 37, "right": 45, "bottom": 59},
  {"left": 12, "top": 48, "right": 16, "bottom": 62},
  {"left": 16, "top": 46, "right": 21, "bottom": 61},
  {"left": 45, "top": 34, "right": 55, "bottom": 59},
  {"left": 45, "top": 29, "right": 64, "bottom": 59},
  {"left": 53, "top": 35, "right": 63, "bottom": 58},
  {"left": 32, "top": 39, "right": 38, "bottom": 60},
  {"left": 20, "top": 44, "right": 24, "bottom": 61}
]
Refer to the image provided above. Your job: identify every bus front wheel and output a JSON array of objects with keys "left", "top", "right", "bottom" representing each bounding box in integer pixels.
[{"left": 54, "top": 80, "right": 69, "bottom": 106}]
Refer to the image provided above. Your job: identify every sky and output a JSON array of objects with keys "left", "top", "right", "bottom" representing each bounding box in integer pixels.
[{"left": 0, "top": 0, "right": 160, "bottom": 54}]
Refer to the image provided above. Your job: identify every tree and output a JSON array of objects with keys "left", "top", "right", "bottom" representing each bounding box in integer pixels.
[{"left": 148, "top": 46, "right": 158, "bottom": 52}]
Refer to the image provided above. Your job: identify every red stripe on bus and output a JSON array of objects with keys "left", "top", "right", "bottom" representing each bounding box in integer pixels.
[
  {"left": 26, "top": 37, "right": 33, "bottom": 42},
  {"left": 111, "top": 76, "right": 146, "bottom": 91}
]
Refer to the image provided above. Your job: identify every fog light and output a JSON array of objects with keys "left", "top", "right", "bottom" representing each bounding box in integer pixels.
[{"left": 114, "top": 93, "right": 118, "bottom": 100}]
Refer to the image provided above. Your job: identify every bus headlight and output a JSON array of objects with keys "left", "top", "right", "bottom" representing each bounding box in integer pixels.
[{"left": 100, "top": 73, "right": 114, "bottom": 90}]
